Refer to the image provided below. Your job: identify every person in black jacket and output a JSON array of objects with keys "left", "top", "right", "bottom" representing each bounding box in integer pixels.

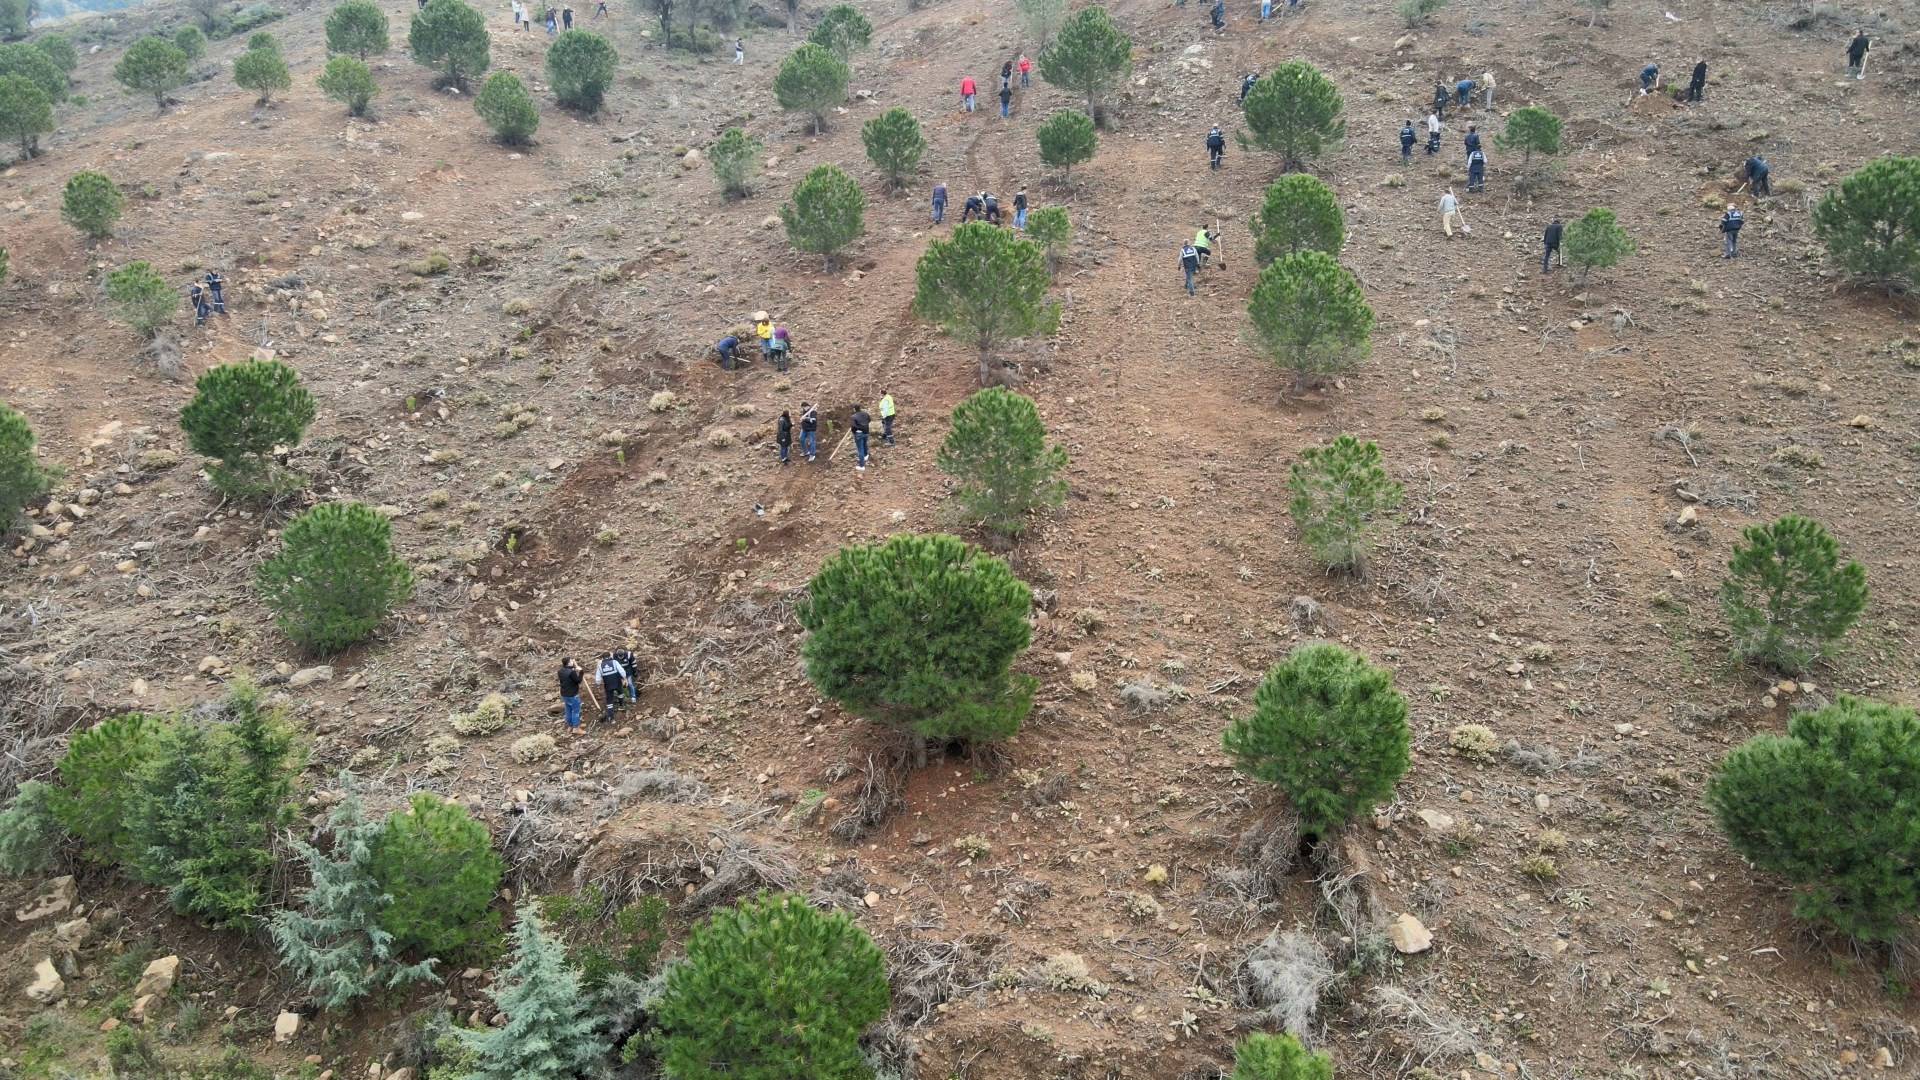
[
  {"left": 776, "top": 409, "right": 793, "bottom": 465},
  {"left": 1399, "top": 119, "right": 1416, "bottom": 163},
  {"left": 1180, "top": 241, "right": 1201, "bottom": 295},
  {"left": 983, "top": 192, "right": 1001, "bottom": 224},
  {"left": 1846, "top": 30, "right": 1870, "bottom": 78},
  {"left": 557, "top": 658, "right": 584, "bottom": 734},
  {"left": 1240, "top": 72, "right": 1258, "bottom": 105},
  {"left": 1541, "top": 218, "right": 1563, "bottom": 272},
  {"left": 961, "top": 191, "right": 984, "bottom": 222},
  {"left": 1462, "top": 124, "right": 1481, "bottom": 155},
  {"left": 799, "top": 402, "right": 818, "bottom": 461},
  {"left": 611, "top": 647, "right": 641, "bottom": 704},
  {"left": 1743, "top": 155, "right": 1770, "bottom": 196},
  {"left": 850, "top": 404, "right": 871, "bottom": 471},
  {"left": 1206, "top": 125, "right": 1226, "bottom": 170},
  {"left": 1432, "top": 80, "right": 1448, "bottom": 120},
  {"left": 1687, "top": 57, "right": 1707, "bottom": 102},
  {"left": 595, "top": 653, "right": 628, "bottom": 722}
]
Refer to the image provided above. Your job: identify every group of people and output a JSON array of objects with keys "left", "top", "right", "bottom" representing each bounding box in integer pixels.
[
  {"left": 510, "top": 0, "right": 592, "bottom": 32},
  {"left": 930, "top": 183, "right": 1031, "bottom": 230},
  {"left": 773, "top": 394, "right": 896, "bottom": 470},
  {"left": 556, "top": 648, "right": 641, "bottom": 732},
  {"left": 1207, "top": 0, "right": 1301, "bottom": 30},
  {"left": 1179, "top": 227, "right": 1221, "bottom": 294},
  {"left": 960, "top": 58, "right": 1032, "bottom": 118},
  {"left": 715, "top": 311, "right": 793, "bottom": 371},
  {"left": 188, "top": 271, "right": 226, "bottom": 327}
]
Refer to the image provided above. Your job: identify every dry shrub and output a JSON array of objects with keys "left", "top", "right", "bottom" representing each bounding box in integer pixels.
[
  {"left": 449, "top": 692, "right": 512, "bottom": 736},
  {"left": 879, "top": 931, "right": 1004, "bottom": 1027},
  {"left": 1235, "top": 928, "right": 1336, "bottom": 1038},
  {"left": 829, "top": 752, "right": 909, "bottom": 841}
]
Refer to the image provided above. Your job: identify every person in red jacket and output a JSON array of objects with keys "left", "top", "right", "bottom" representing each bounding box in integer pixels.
[
  {"left": 1017, "top": 54, "right": 1031, "bottom": 88},
  {"left": 960, "top": 74, "right": 976, "bottom": 113}
]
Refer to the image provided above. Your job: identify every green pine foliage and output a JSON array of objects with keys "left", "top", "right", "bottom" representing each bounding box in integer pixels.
[
  {"left": 1, "top": 400, "right": 59, "bottom": 528},
  {"left": 408, "top": 0, "right": 490, "bottom": 89},
  {"left": 33, "top": 34, "right": 80, "bottom": 76},
  {"left": 269, "top": 777, "right": 439, "bottom": 1009},
  {"left": 61, "top": 169, "right": 124, "bottom": 241},
  {"left": 457, "top": 905, "right": 603, "bottom": 1080},
  {"left": 1394, "top": 0, "right": 1447, "bottom": 25},
  {"left": 125, "top": 679, "right": 304, "bottom": 927},
  {"left": 104, "top": 260, "right": 179, "bottom": 338},
  {"left": 545, "top": 29, "right": 616, "bottom": 112},
  {"left": 1239, "top": 61, "right": 1346, "bottom": 172},
  {"left": 1705, "top": 696, "right": 1920, "bottom": 940},
  {"left": 656, "top": 892, "right": 889, "bottom": 1080},
  {"left": 51, "top": 712, "right": 163, "bottom": 864},
  {"left": 935, "top": 386, "right": 1068, "bottom": 538},
  {"left": 1035, "top": 108, "right": 1096, "bottom": 182},
  {"left": 326, "top": 0, "right": 391, "bottom": 59},
  {"left": 1036, "top": 5, "right": 1130, "bottom": 121},
  {"left": 911, "top": 220, "right": 1059, "bottom": 385},
  {"left": 806, "top": 2, "right": 871, "bottom": 60},
  {"left": 537, "top": 885, "right": 668, "bottom": 990},
  {"left": 178, "top": 357, "right": 316, "bottom": 495},
  {"left": 173, "top": 25, "right": 207, "bottom": 62},
  {"left": 1718, "top": 514, "right": 1867, "bottom": 673},
  {"left": 0, "top": 0, "right": 28, "bottom": 36},
  {"left": 1229, "top": 1032, "right": 1334, "bottom": 1080},
  {"left": 369, "top": 792, "right": 505, "bottom": 961},
  {"left": 780, "top": 162, "right": 865, "bottom": 270},
  {"left": 318, "top": 55, "right": 378, "bottom": 117},
  {"left": 1287, "top": 433, "right": 1403, "bottom": 574},
  {"left": 772, "top": 42, "right": 848, "bottom": 134},
  {"left": 113, "top": 35, "right": 191, "bottom": 110},
  {"left": 709, "top": 126, "right": 762, "bottom": 199},
  {"left": 860, "top": 107, "right": 925, "bottom": 192},
  {"left": 797, "top": 533, "right": 1036, "bottom": 763},
  {"left": 1247, "top": 249, "right": 1374, "bottom": 394},
  {"left": 1015, "top": 0, "right": 1067, "bottom": 47},
  {"left": 234, "top": 36, "right": 291, "bottom": 103},
  {"left": 1023, "top": 204, "right": 1070, "bottom": 272},
  {"left": 0, "top": 781, "right": 64, "bottom": 877},
  {"left": 1809, "top": 155, "right": 1920, "bottom": 296},
  {"left": 1, "top": 40, "right": 70, "bottom": 103},
  {"left": 474, "top": 70, "right": 538, "bottom": 145},
  {"left": 1562, "top": 206, "right": 1635, "bottom": 281},
  {"left": 1250, "top": 174, "right": 1345, "bottom": 265},
  {"left": 256, "top": 501, "right": 414, "bottom": 651},
  {"left": 1493, "top": 105, "right": 1562, "bottom": 192},
  {"left": 1222, "top": 642, "right": 1410, "bottom": 837}
]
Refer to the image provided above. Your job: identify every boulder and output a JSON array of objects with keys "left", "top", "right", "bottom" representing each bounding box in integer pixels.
[
  {"left": 54, "top": 918, "right": 93, "bottom": 949},
  {"left": 26, "top": 957, "right": 64, "bottom": 1003},
  {"left": 288, "top": 665, "right": 334, "bottom": 689},
  {"left": 1389, "top": 912, "right": 1433, "bottom": 954},
  {"left": 15, "top": 875, "right": 78, "bottom": 922},
  {"left": 274, "top": 1010, "right": 303, "bottom": 1042},
  {"left": 132, "top": 954, "right": 181, "bottom": 998}
]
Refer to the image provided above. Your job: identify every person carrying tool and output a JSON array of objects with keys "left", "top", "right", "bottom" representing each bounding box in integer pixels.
[
  {"left": 799, "top": 401, "right": 819, "bottom": 461},
  {"left": 1193, "top": 225, "right": 1220, "bottom": 269},
  {"left": 716, "top": 333, "right": 741, "bottom": 370},
  {"left": 1846, "top": 29, "right": 1869, "bottom": 78},
  {"left": 1742, "top": 155, "right": 1770, "bottom": 196},
  {"left": 1541, "top": 217, "right": 1564, "bottom": 272},
  {"left": 1638, "top": 61, "right": 1659, "bottom": 95},
  {"left": 753, "top": 311, "right": 773, "bottom": 358},
  {"left": 1439, "top": 188, "right": 1466, "bottom": 238}
]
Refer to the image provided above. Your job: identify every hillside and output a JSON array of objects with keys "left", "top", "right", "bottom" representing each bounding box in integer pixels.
[{"left": 2, "top": 0, "right": 1919, "bottom": 1076}]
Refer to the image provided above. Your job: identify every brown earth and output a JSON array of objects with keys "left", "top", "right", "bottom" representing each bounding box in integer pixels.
[{"left": 3, "top": 0, "right": 1920, "bottom": 1076}]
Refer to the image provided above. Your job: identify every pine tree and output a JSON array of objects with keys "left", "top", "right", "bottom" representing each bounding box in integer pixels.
[
  {"left": 772, "top": 42, "right": 848, "bottom": 135},
  {"left": 269, "top": 777, "right": 439, "bottom": 1009},
  {"left": 1222, "top": 642, "right": 1410, "bottom": 837},
  {"left": 1247, "top": 249, "right": 1374, "bottom": 394},
  {"left": 326, "top": 0, "right": 392, "bottom": 59},
  {"left": 1239, "top": 61, "right": 1346, "bottom": 172},
  {"left": 1023, "top": 205, "right": 1071, "bottom": 273},
  {"left": 780, "top": 163, "right": 865, "bottom": 270},
  {"left": 1036, "top": 5, "right": 1130, "bottom": 121},
  {"left": 1493, "top": 105, "right": 1562, "bottom": 193},
  {"left": 33, "top": 34, "right": 80, "bottom": 77},
  {"left": 935, "top": 387, "right": 1068, "bottom": 539},
  {"left": 112, "top": 35, "right": 190, "bottom": 111},
  {"left": 798, "top": 533, "right": 1035, "bottom": 765},
  {"left": 318, "top": 55, "right": 378, "bottom": 117},
  {"left": 1810, "top": 155, "right": 1920, "bottom": 296},
  {"left": 457, "top": 905, "right": 601, "bottom": 1080},
  {"left": 1287, "top": 433, "right": 1402, "bottom": 574},
  {"left": 657, "top": 892, "right": 889, "bottom": 1080},
  {"left": 709, "top": 126, "right": 762, "bottom": 200},
  {"left": 1250, "top": 174, "right": 1345, "bottom": 266},
  {"left": 860, "top": 107, "right": 925, "bottom": 192},
  {"left": 172, "top": 26, "right": 206, "bottom": 62},
  {"left": 1705, "top": 696, "right": 1920, "bottom": 940},
  {"left": 179, "top": 357, "right": 316, "bottom": 495},
  {"left": 911, "top": 221, "right": 1058, "bottom": 385},
  {"left": 1393, "top": 0, "right": 1447, "bottom": 26},
  {"left": 806, "top": 2, "right": 871, "bottom": 60},
  {"left": 256, "top": 501, "right": 414, "bottom": 651},
  {"left": 369, "top": 793, "right": 504, "bottom": 961},
  {"left": 1719, "top": 514, "right": 1867, "bottom": 673},
  {"left": 408, "top": 0, "right": 491, "bottom": 90},
  {"left": 1015, "top": 0, "right": 1066, "bottom": 47},
  {"left": 61, "top": 169, "right": 124, "bottom": 242},
  {"left": 474, "top": 70, "right": 538, "bottom": 145},
  {"left": 104, "top": 261, "right": 179, "bottom": 338},
  {"left": 235, "top": 38, "right": 292, "bottom": 104},
  {"left": 0, "top": 781, "right": 63, "bottom": 877},
  {"left": 1562, "top": 206, "right": 1635, "bottom": 282},
  {"left": 1, "top": 400, "right": 59, "bottom": 529},
  {"left": 1229, "top": 1032, "right": 1334, "bottom": 1080},
  {"left": 545, "top": 29, "right": 616, "bottom": 112},
  {"left": 51, "top": 712, "right": 162, "bottom": 865},
  {"left": 1035, "top": 108, "right": 1096, "bottom": 183},
  {"left": 0, "top": 41, "right": 68, "bottom": 103}
]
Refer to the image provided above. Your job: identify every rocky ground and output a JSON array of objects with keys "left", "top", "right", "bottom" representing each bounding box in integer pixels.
[{"left": 3, "top": 0, "right": 1919, "bottom": 1076}]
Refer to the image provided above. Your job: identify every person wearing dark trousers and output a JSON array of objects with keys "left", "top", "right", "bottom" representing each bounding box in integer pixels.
[
  {"left": 1846, "top": 30, "right": 1869, "bottom": 78},
  {"left": 879, "top": 391, "right": 896, "bottom": 444},
  {"left": 961, "top": 191, "right": 984, "bottom": 222},
  {"left": 1466, "top": 148, "right": 1487, "bottom": 193},
  {"left": 189, "top": 281, "right": 210, "bottom": 326},
  {"left": 1719, "top": 203, "right": 1744, "bottom": 258},
  {"left": 716, "top": 334, "right": 740, "bottom": 370},
  {"left": 999, "top": 83, "right": 1012, "bottom": 118},
  {"left": 204, "top": 271, "right": 226, "bottom": 314},
  {"left": 1687, "top": 57, "right": 1707, "bottom": 102},
  {"left": 1210, "top": 0, "right": 1224, "bottom": 30},
  {"left": 1180, "top": 241, "right": 1200, "bottom": 295},
  {"left": 595, "top": 652, "right": 627, "bottom": 723},
  {"left": 776, "top": 410, "right": 793, "bottom": 465},
  {"left": 984, "top": 192, "right": 1001, "bottom": 224},
  {"left": 1454, "top": 76, "right": 1474, "bottom": 107},
  {"left": 1432, "top": 81, "right": 1448, "bottom": 120},
  {"left": 1425, "top": 111, "right": 1441, "bottom": 155},
  {"left": 557, "top": 658, "right": 583, "bottom": 735},
  {"left": 1743, "top": 155, "right": 1770, "bottom": 196},
  {"left": 611, "top": 646, "right": 640, "bottom": 703},
  {"left": 1240, "top": 72, "right": 1258, "bottom": 105},
  {"left": 561, "top": 5, "right": 572, "bottom": 28},
  {"left": 932, "top": 181, "right": 947, "bottom": 224},
  {"left": 850, "top": 405, "right": 871, "bottom": 471},
  {"left": 1462, "top": 124, "right": 1480, "bottom": 155},
  {"left": 1013, "top": 189, "right": 1028, "bottom": 229},
  {"left": 1541, "top": 218, "right": 1564, "bottom": 272},
  {"left": 1206, "top": 125, "right": 1225, "bottom": 169},
  {"left": 799, "top": 402, "right": 818, "bottom": 461},
  {"left": 1400, "top": 119, "right": 1416, "bottom": 163}
]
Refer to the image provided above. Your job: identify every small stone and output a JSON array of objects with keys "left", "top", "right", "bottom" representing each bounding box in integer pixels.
[
  {"left": 1657, "top": 909, "right": 1675, "bottom": 922},
  {"left": 863, "top": 891, "right": 881, "bottom": 907},
  {"left": 274, "top": 1010, "right": 303, "bottom": 1042},
  {"left": 1534, "top": 794, "right": 1551, "bottom": 814},
  {"left": 54, "top": 917, "right": 92, "bottom": 949},
  {"left": 1676, "top": 505, "right": 1697, "bottom": 526},
  {"left": 1388, "top": 913, "right": 1433, "bottom": 954},
  {"left": 1873, "top": 1047, "right": 1894, "bottom": 1068},
  {"left": 101, "top": 1017, "right": 121, "bottom": 1031},
  {"left": 1458, "top": 790, "right": 1474, "bottom": 803},
  {"left": 133, "top": 954, "right": 181, "bottom": 998},
  {"left": 1848, "top": 415, "right": 1875, "bottom": 429},
  {"left": 25, "top": 957, "right": 64, "bottom": 1003},
  {"left": 1417, "top": 809, "right": 1455, "bottom": 831},
  {"left": 224, "top": 1006, "right": 241, "bottom": 1020}
]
